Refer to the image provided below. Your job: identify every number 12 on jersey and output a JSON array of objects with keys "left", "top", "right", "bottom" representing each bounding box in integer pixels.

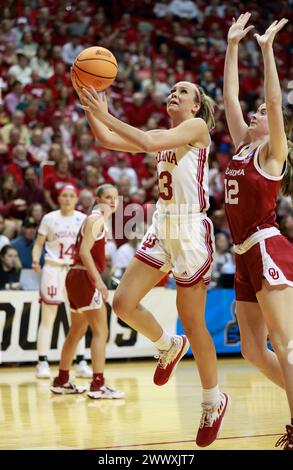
[{"left": 224, "top": 179, "right": 239, "bottom": 205}]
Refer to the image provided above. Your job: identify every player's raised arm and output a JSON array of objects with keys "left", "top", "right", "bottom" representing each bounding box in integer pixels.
[
  {"left": 71, "top": 70, "right": 142, "bottom": 153},
  {"left": 80, "top": 88, "right": 209, "bottom": 152},
  {"left": 254, "top": 19, "right": 288, "bottom": 165},
  {"left": 223, "top": 13, "right": 254, "bottom": 149}
]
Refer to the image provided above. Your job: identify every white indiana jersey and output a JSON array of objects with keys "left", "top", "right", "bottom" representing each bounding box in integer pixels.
[
  {"left": 156, "top": 143, "right": 210, "bottom": 214},
  {"left": 38, "top": 210, "right": 86, "bottom": 265}
]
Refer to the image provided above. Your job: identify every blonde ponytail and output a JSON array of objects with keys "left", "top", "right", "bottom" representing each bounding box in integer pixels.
[{"left": 194, "top": 85, "right": 215, "bottom": 130}]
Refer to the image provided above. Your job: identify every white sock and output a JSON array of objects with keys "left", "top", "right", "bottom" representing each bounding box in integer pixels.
[
  {"left": 202, "top": 384, "right": 221, "bottom": 405},
  {"left": 37, "top": 303, "right": 58, "bottom": 357},
  {"left": 153, "top": 331, "right": 172, "bottom": 351}
]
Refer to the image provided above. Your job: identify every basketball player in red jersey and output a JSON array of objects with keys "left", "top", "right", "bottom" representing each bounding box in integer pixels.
[
  {"left": 51, "top": 184, "right": 124, "bottom": 399},
  {"left": 224, "top": 13, "right": 293, "bottom": 449},
  {"left": 72, "top": 74, "right": 230, "bottom": 447}
]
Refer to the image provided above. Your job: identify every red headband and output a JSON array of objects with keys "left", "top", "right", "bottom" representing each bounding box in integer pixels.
[
  {"left": 59, "top": 184, "right": 78, "bottom": 195},
  {"left": 194, "top": 85, "right": 202, "bottom": 106}
]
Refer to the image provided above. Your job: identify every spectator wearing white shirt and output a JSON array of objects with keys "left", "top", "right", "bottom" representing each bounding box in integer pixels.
[
  {"left": 113, "top": 238, "right": 139, "bottom": 279},
  {"left": 61, "top": 35, "right": 83, "bottom": 66},
  {"left": 153, "top": 0, "right": 171, "bottom": 18},
  {"left": 168, "top": 0, "right": 202, "bottom": 21},
  {"left": 27, "top": 129, "right": 48, "bottom": 166},
  {"left": 30, "top": 46, "right": 54, "bottom": 80},
  {"left": 19, "top": 30, "right": 38, "bottom": 59},
  {"left": 8, "top": 51, "right": 32, "bottom": 86}
]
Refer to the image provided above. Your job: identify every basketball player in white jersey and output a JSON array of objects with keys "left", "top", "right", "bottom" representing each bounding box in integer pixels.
[
  {"left": 73, "top": 76, "right": 230, "bottom": 447},
  {"left": 32, "top": 185, "right": 91, "bottom": 379}
]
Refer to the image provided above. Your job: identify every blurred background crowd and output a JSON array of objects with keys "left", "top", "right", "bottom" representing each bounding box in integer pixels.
[{"left": 0, "top": 0, "right": 292, "bottom": 290}]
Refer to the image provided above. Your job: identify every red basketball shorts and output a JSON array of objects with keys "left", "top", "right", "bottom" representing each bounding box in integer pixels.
[
  {"left": 65, "top": 268, "right": 102, "bottom": 312},
  {"left": 235, "top": 234, "right": 293, "bottom": 302}
]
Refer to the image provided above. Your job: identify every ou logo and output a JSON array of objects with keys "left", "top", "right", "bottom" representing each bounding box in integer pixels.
[{"left": 268, "top": 268, "right": 279, "bottom": 280}]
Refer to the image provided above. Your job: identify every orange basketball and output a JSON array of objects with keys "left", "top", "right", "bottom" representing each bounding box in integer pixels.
[{"left": 72, "top": 46, "right": 118, "bottom": 91}]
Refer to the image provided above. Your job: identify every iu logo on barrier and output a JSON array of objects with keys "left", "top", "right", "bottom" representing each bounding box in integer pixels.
[
  {"left": 141, "top": 233, "right": 158, "bottom": 251},
  {"left": 47, "top": 286, "right": 57, "bottom": 298},
  {"left": 268, "top": 268, "right": 279, "bottom": 280}
]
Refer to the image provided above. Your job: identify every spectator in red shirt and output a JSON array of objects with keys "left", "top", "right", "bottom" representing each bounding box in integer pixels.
[
  {"left": 23, "top": 70, "right": 46, "bottom": 100},
  {"left": 43, "top": 156, "right": 78, "bottom": 210},
  {"left": 47, "top": 62, "right": 71, "bottom": 94},
  {"left": 5, "top": 144, "right": 30, "bottom": 185},
  {"left": 138, "top": 154, "right": 158, "bottom": 201},
  {"left": 0, "top": 173, "right": 27, "bottom": 219},
  {"left": 17, "top": 166, "right": 46, "bottom": 207},
  {"left": 124, "top": 92, "right": 148, "bottom": 127}
]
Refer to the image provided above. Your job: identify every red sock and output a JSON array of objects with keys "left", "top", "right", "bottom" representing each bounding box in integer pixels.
[
  {"left": 93, "top": 373, "right": 104, "bottom": 386},
  {"left": 58, "top": 369, "right": 69, "bottom": 384}
]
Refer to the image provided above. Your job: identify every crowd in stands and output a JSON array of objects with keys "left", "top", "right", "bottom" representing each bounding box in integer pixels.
[{"left": 0, "top": 0, "right": 292, "bottom": 290}]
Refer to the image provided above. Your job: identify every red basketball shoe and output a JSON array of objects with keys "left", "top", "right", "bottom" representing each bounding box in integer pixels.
[
  {"left": 196, "top": 392, "right": 230, "bottom": 447},
  {"left": 275, "top": 425, "right": 293, "bottom": 450},
  {"left": 50, "top": 377, "right": 86, "bottom": 395},
  {"left": 153, "top": 335, "right": 189, "bottom": 386}
]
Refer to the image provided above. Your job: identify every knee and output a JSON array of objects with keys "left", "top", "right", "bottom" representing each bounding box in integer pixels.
[
  {"left": 241, "top": 341, "right": 264, "bottom": 366},
  {"left": 67, "top": 326, "right": 85, "bottom": 342},
  {"left": 268, "top": 333, "right": 290, "bottom": 358},
  {"left": 113, "top": 292, "right": 134, "bottom": 322},
  {"left": 91, "top": 323, "right": 108, "bottom": 341}
]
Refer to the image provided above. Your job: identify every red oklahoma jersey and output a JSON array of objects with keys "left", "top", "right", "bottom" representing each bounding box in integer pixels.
[
  {"left": 224, "top": 144, "right": 283, "bottom": 245},
  {"left": 73, "top": 211, "right": 106, "bottom": 274}
]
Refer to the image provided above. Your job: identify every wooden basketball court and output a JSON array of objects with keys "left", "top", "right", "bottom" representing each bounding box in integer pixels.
[{"left": 0, "top": 358, "right": 287, "bottom": 450}]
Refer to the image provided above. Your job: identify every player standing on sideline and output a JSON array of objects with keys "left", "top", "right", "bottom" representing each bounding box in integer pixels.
[
  {"left": 32, "top": 185, "right": 91, "bottom": 379},
  {"left": 72, "top": 75, "right": 230, "bottom": 446},
  {"left": 51, "top": 184, "right": 124, "bottom": 399},
  {"left": 223, "top": 13, "right": 293, "bottom": 450}
]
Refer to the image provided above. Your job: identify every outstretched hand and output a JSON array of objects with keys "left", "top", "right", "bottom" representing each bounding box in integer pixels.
[
  {"left": 79, "top": 87, "right": 109, "bottom": 117},
  {"left": 227, "top": 12, "right": 254, "bottom": 44},
  {"left": 254, "top": 18, "right": 288, "bottom": 48}
]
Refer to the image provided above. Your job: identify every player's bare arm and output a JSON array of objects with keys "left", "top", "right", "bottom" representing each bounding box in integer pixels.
[
  {"left": 223, "top": 13, "right": 254, "bottom": 148},
  {"left": 79, "top": 215, "right": 108, "bottom": 302},
  {"left": 32, "top": 234, "right": 46, "bottom": 272},
  {"left": 255, "top": 19, "right": 288, "bottom": 167}
]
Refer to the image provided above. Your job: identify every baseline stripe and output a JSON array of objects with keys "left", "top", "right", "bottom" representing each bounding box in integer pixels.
[{"left": 87, "top": 432, "right": 283, "bottom": 450}]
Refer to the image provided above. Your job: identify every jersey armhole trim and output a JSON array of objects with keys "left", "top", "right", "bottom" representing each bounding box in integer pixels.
[{"left": 253, "top": 144, "right": 287, "bottom": 181}]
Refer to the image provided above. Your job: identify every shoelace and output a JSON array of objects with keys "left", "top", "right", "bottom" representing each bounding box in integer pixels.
[
  {"left": 155, "top": 337, "right": 181, "bottom": 369},
  {"left": 64, "top": 382, "right": 79, "bottom": 390},
  {"left": 102, "top": 385, "right": 115, "bottom": 393},
  {"left": 275, "top": 428, "right": 293, "bottom": 448},
  {"left": 199, "top": 400, "right": 223, "bottom": 429}
]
